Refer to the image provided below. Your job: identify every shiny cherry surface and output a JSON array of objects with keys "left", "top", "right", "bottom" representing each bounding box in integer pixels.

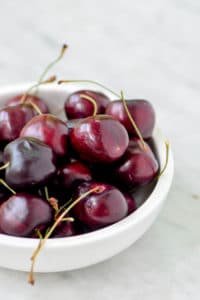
[
  {"left": 114, "top": 138, "right": 159, "bottom": 187},
  {"left": 106, "top": 99, "right": 155, "bottom": 138},
  {"left": 65, "top": 90, "right": 110, "bottom": 119},
  {"left": 73, "top": 182, "right": 128, "bottom": 229},
  {"left": 0, "top": 193, "right": 52, "bottom": 237},
  {"left": 20, "top": 114, "right": 69, "bottom": 157},
  {"left": 70, "top": 115, "right": 129, "bottom": 163},
  {"left": 58, "top": 161, "right": 92, "bottom": 190},
  {"left": 4, "top": 137, "right": 56, "bottom": 189},
  {"left": 0, "top": 104, "right": 35, "bottom": 143}
]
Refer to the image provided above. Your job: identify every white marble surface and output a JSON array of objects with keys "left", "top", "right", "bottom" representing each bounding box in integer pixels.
[{"left": 0, "top": 0, "right": 199, "bottom": 299}]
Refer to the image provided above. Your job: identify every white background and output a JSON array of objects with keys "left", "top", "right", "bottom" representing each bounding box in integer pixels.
[{"left": 0, "top": 0, "right": 199, "bottom": 299}]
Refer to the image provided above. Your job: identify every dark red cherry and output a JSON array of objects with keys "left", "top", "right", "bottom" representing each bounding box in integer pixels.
[
  {"left": 65, "top": 90, "right": 110, "bottom": 119},
  {"left": 73, "top": 182, "right": 128, "bottom": 229},
  {"left": 52, "top": 218, "right": 77, "bottom": 238},
  {"left": 0, "top": 193, "right": 53, "bottom": 237},
  {"left": 0, "top": 104, "right": 36, "bottom": 143},
  {"left": 6, "top": 94, "right": 49, "bottom": 114},
  {"left": 20, "top": 114, "right": 69, "bottom": 157},
  {"left": 106, "top": 99, "right": 155, "bottom": 138},
  {"left": 58, "top": 161, "right": 92, "bottom": 190},
  {"left": 123, "top": 193, "right": 137, "bottom": 214},
  {"left": 114, "top": 138, "right": 159, "bottom": 187},
  {"left": 70, "top": 115, "right": 129, "bottom": 163},
  {"left": 3, "top": 137, "right": 56, "bottom": 189}
]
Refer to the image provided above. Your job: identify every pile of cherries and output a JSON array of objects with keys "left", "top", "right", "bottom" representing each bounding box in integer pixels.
[{"left": 0, "top": 87, "right": 159, "bottom": 239}]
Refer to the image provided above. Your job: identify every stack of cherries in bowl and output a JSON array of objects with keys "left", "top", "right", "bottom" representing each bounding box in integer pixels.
[{"left": 0, "top": 87, "right": 159, "bottom": 240}]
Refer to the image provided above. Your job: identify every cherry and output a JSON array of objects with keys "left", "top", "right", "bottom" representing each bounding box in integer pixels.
[
  {"left": 114, "top": 138, "right": 159, "bottom": 187},
  {"left": 3, "top": 137, "right": 56, "bottom": 189},
  {"left": 6, "top": 95, "right": 49, "bottom": 114},
  {"left": 64, "top": 90, "right": 110, "bottom": 119},
  {"left": 123, "top": 193, "right": 137, "bottom": 214},
  {"left": 0, "top": 104, "right": 36, "bottom": 143},
  {"left": 52, "top": 218, "right": 77, "bottom": 238},
  {"left": 72, "top": 182, "right": 128, "bottom": 229},
  {"left": 0, "top": 193, "right": 53, "bottom": 237},
  {"left": 57, "top": 160, "right": 92, "bottom": 190},
  {"left": 20, "top": 114, "right": 69, "bottom": 157},
  {"left": 106, "top": 99, "right": 155, "bottom": 138},
  {"left": 70, "top": 115, "right": 129, "bottom": 163}
]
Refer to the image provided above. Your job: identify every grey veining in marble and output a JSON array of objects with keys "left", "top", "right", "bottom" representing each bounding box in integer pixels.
[{"left": 0, "top": 0, "right": 199, "bottom": 299}]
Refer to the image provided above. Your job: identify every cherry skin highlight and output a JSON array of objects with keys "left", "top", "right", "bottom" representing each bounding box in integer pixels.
[
  {"left": 65, "top": 90, "right": 110, "bottom": 119},
  {"left": 3, "top": 137, "right": 56, "bottom": 189},
  {"left": 106, "top": 99, "right": 155, "bottom": 138},
  {"left": 58, "top": 161, "right": 92, "bottom": 190},
  {"left": 0, "top": 104, "right": 36, "bottom": 143},
  {"left": 0, "top": 193, "right": 53, "bottom": 237},
  {"left": 7, "top": 94, "right": 49, "bottom": 114},
  {"left": 114, "top": 138, "right": 159, "bottom": 188},
  {"left": 70, "top": 115, "right": 129, "bottom": 163},
  {"left": 20, "top": 114, "right": 69, "bottom": 157},
  {"left": 72, "top": 182, "right": 128, "bottom": 229}
]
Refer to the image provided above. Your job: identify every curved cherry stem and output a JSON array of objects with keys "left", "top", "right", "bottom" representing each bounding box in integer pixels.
[
  {"left": 58, "top": 80, "right": 120, "bottom": 98},
  {"left": 120, "top": 91, "right": 146, "bottom": 149},
  {"left": 20, "top": 76, "right": 56, "bottom": 104},
  {"left": 158, "top": 141, "right": 170, "bottom": 178},
  {"left": 0, "top": 162, "right": 10, "bottom": 171},
  {"left": 28, "top": 186, "right": 102, "bottom": 285},
  {"left": 38, "top": 44, "right": 68, "bottom": 84},
  {"left": 0, "top": 179, "right": 16, "bottom": 195},
  {"left": 26, "top": 101, "right": 42, "bottom": 115},
  {"left": 80, "top": 94, "right": 98, "bottom": 116}
]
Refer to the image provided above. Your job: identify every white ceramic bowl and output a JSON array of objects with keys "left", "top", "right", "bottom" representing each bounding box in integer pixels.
[{"left": 0, "top": 83, "right": 174, "bottom": 272}]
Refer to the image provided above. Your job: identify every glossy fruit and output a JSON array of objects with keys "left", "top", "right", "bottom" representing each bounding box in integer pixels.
[
  {"left": 65, "top": 90, "right": 110, "bottom": 119},
  {"left": 73, "top": 182, "right": 128, "bottom": 229},
  {"left": 106, "top": 99, "right": 155, "bottom": 138},
  {"left": 0, "top": 104, "right": 35, "bottom": 143},
  {"left": 52, "top": 218, "right": 77, "bottom": 238},
  {"left": 70, "top": 115, "right": 129, "bottom": 163},
  {"left": 20, "top": 114, "right": 69, "bottom": 157},
  {"left": 58, "top": 161, "right": 92, "bottom": 190},
  {"left": 114, "top": 138, "right": 159, "bottom": 187},
  {"left": 124, "top": 193, "right": 137, "bottom": 214},
  {"left": 3, "top": 137, "right": 56, "bottom": 189},
  {"left": 0, "top": 193, "right": 52, "bottom": 237},
  {"left": 7, "top": 94, "right": 49, "bottom": 114}
]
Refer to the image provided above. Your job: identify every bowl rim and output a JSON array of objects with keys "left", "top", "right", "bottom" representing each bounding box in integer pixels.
[{"left": 0, "top": 83, "right": 174, "bottom": 249}]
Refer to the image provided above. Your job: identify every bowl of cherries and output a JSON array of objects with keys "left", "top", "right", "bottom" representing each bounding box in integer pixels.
[{"left": 0, "top": 47, "right": 173, "bottom": 285}]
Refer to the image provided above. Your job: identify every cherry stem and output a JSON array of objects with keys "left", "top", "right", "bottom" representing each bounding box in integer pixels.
[
  {"left": 28, "top": 186, "right": 101, "bottom": 285},
  {"left": 48, "top": 197, "right": 59, "bottom": 212},
  {"left": 58, "top": 80, "right": 120, "bottom": 98},
  {"left": 158, "top": 141, "right": 170, "bottom": 178},
  {"left": 35, "top": 229, "right": 43, "bottom": 240},
  {"left": 80, "top": 94, "right": 98, "bottom": 116},
  {"left": 0, "top": 162, "right": 10, "bottom": 171},
  {"left": 61, "top": 217, "right": 74, "bottom": 222},
  {"left": 20, "top": 76, "right": 56, "bottom": 104},
  {"left": 26, "top": 101, "right": 42, "bottom": 115},
  {"left": 120, "top": 91, "right": 146, "bottom": 149},
  {"left": 38, "top": 44, "right": 68, "bottom": 84},
  {"left": 0, "top": 179, "right": 16, "bottom": 195},
  {"left": 44, "top": 186, "right": 49, "bottom": 200}
]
